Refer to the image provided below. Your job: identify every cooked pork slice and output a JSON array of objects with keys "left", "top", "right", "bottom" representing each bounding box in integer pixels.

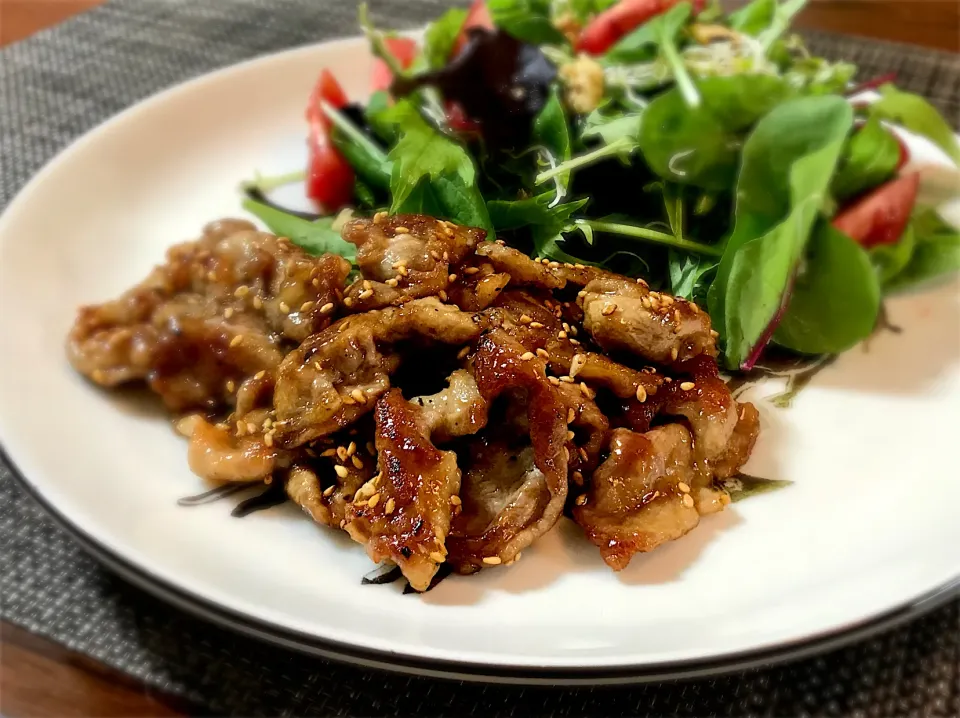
[
  {"left": 412, "top": 369, "right": 489, "bottom": 444},
  {"left": 572, "top": 425, "right": 702, "bottom": 570},
  {"left": 273, "top": 298, "right": 482, "bottom": 447},
  {"left": 67, "top": 219, "right": 350, "bottom": 411},
  {"left": 177, "top": 414, "right": 288, "bottom": 483},
  {"left": 484, "top": 290, "right": 664, "bottom": 401},
  {"left": 286, "top": 457, "right": 374, "bottom": 530},
  {"left": 446, "top": 330, "right": 569, "bottom": 571},
  {"left": 555, "top": 383, "right": 609, "bottom": 478},
  {"left": 474, "top": 243, "right": 566, "bottom": 290},
  {"left": 447, "top": 261, "right": 512, "bottom": 311},
  {"left": 663, "top": 356, "right": 756, "bottom": 467},
  {"left": 341, "top": 214, "right": 485, "bottom": 311},
  {"left": 344, "top": 390, "right": 461, "bottom": 592},
  {"left": 580, "top": 276, "right": 716, "bottom": 364},
  {"left": 712, "top": 401, "right": 760, "bottom": 480}
]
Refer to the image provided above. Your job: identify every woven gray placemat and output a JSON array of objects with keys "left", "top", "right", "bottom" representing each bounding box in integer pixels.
[{"left": 1, "top": 1, "right": 958, "bottom": 715}]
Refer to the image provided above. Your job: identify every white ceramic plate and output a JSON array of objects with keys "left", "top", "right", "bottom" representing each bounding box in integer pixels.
[{"left": 1, "top": 37, "right": 959, "bottom": 684}]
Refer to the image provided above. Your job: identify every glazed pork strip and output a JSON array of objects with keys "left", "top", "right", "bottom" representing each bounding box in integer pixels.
[
  {"left": 340, "top": 214, "right": 485, "bottom": 312},
  {"left": 67, "top": 219, "right": 350, "bottom": 412},
  {"left": 272, "top": 297, "right": 482, "bottom": 447}
]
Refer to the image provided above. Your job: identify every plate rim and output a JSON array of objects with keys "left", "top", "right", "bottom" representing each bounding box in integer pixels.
[
  {"left": 1, "top": 36, "right": 959, "bottom": 685},
  {"left": 5, "top": 448, "right": 958, "bottom": 684}
]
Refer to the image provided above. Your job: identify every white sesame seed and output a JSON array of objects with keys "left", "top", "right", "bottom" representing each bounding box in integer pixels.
[
  {"left": 464, "top": 267, "right": 480, "bottom": 275},
  {"left": 229, "top": 335, "right": 243, "bottom": 348},
  {"left": 601, "top": 303, "right": 617, "bottom": 316},
  {"left": 636, "top": 384, "right": 647, "bottom": 402},
  {"left": 678, "top": 482, "right": 691, "bottom": 493},
  {"left": 482, "top": 556, "right": 502, "bottom": 565},
  {"left": 519, "top": 314, "right": 532, "bottom": 324},
  {"left": 457, "top": 346, "right": 471, "bottom": 360},
  {"left": 224, "top": 307, "right": 235, "bottom": 319},
  {"left": 529, "top": 321, "right": 544, "bottom": 329},
  {"left": 343, "top": 297, "right": 354, "bottom": 308},
  {"left": 430, "top": 551, "right": 446, "bottom": 563},
  {"left": 394, "top": 226, "right": 410, "bottom": 234},
  {"left": 536, "top": 348, "right": 550, "bottom": 359},
  {"left": 334, "top": 465, "right": 349, "bottom": 479},
  {"left": 448, "top": 273, "right": 458, "bottom": 283},
  {"left": 359, "top": 289, "right": 373, "bottom": 300},
  {"left": 670, "top": 347, "right": 679, "bottom": 361},
  {"left": 385, "top": 498, "right": 396, "bottom": 514},
  {"left": 567, "top": 408, "right": 576, "bottom": 424},
  {"left": 566, "top": 430, "right": 576, "bottom": 441},
  {"left": 255, "top": 370, "right": 266, "bottom": 380},
  {"left": 300, "top": 301, "right": 315, "bottom": 313},
  {"left": 682, "top": 494, "right": 695, "bottom": 508},
  {"left": 560, "top": 375, "right": 575, "bottom": 383},
  {"left": 234, "top": 285, "right": 249, "bottom": 298},
  {"left": 226, "top": 379, "right": 236, "bottom": 393},
  {"left": 547, "top": 376, "right": 560, "bottom": 386},
  {"left": 279, "top": 301, "right": 290, "bottom": 314},
  {"left": 520, "top": 351, "right": 535, "bottom": 361},
  {"left": 368, "top": 492, "right": 380, "bottom": 508},
  {"left": 580, "top": 382, "right": 595, "bottom": 399},
  {"left": 252, "top": 296, "right": 263, "bottom": 309},
  {"left": 263, "top": 432, "right": 274, "bottom": 447},
  {"left": 351, "top": 455, "right": 364, "bottom": 470},
  {"left": 680, "top": 381, "right": 696, "bottom": 391},
  {"left": 450, "top": 495, "right": 461, "bottom": 506},
  {"left": 323, "top": 485, "right": 336, "bottom": 497},
  {"left": 575, "top": 494, "right": 588, "bottom": 506}
]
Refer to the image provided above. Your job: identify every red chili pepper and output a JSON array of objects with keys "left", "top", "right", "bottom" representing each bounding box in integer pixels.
[
  {"left": 832, "top": 172, "right": 920, "bottom": 248},
  {"left": 305, "top": 69, "right": 354, "bottom": 211},
  {"left": 370, "top": 36, "right": 419, "bottom": 93},
  {"left": 575, "top": 0, "right": 704, "bottom": 55}
]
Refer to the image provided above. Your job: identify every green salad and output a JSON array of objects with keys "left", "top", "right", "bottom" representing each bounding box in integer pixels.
[{"left": 244, "top": 0, "right": 960, "bottom": 370}]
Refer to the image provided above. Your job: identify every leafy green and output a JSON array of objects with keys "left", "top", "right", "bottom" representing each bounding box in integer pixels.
[
  {"left": 558, "top": 0, "right": 618, "bottom": 22},
  {"left": 242, "top": 197, "right": 357, "bottom": 262},
  {"left": 488, "top": 0, "right": 567, "bottom": 45},
  {"left": 581, "top": 110, "right": 644, "bottom": 148},
  {"left": 669, "top": 250, "right": 717, "bottom": 304},
  {"left": 886, "top": 208, "right": 960, "bottom": 291},
  {"left": 423, "top": 8, "right": 467, "bottom": 69},
  {"left": 783, "top": 57, "right": 856, "bottom": 95},
  {"left": 709, "top": 96, "right": 853, "bottom": 369},
  {"left": 871, "top": 222, "right": 916, "bottom": 285},
  {"left": 534, "top": 88, "right": 573, "bottom": 193},
  {"left": 487, "top": 194, "right": 587, "bottom": 231},
  {"left": 648, "top": 2, "right": 698, "bottom": 107},
  {"left": 602, "top": 1, "right": 691, "bottom": 66},
  {"left": 756, "top": 0, "right": 808, "bottom": 51},
  {"left": 365, "top": 91, "right": 396, "bottom": 144},
  {"left": 324, "top": 103, "right": 391, "bottom": 189},
  {"left": 868, "top": 85, "right": 960, "bottom": 165},
  {"left": 381, "top": 101, "right": 492, "bottom": 233},
  {"left": 638, "top": 75, "right": 792, "bottom": 190},
  {"left": 728, "top": 0, "right": 777, "bottom": 35},
  {"left": 773, "top": 223, "right": 880, "bottom": 354},
  {"left": 831, "top": 117, "right": 900, "bottom": 201}
]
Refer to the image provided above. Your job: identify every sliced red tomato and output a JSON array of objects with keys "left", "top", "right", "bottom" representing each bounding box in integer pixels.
[
  {"left": 832, "top": 172, "right": 920, "bottom": 248},
  {"left": 575, "top": 0, "right": 703, "bottom": 55},
  {"left": 371, "top": 36, "right": 419, "bottom": 93},
  {"left": 305, "top": 69, "right": 353, "bottom": 210},
  {"left": 451, "top": 0, "right": 494, "bottom": 58},
  {"left": 445, "top": 100, "right": 481, "bottom": 134}
]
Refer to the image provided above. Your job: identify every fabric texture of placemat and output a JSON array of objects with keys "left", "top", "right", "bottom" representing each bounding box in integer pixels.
[{"left": 1, "top": 1, "right": 959, "bottom": 715}]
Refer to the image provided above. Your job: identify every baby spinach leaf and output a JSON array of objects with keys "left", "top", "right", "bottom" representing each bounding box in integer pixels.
[
  {"left": 381, "top": 101, "right": 493, "bottom": 233},
  {"left": 885, "top": 208, "right": 960, "bottom": 291},
  {"left": 830, "top": 116, "right": 900, "bottom": 201},
  {"left": 242, "top": 197, "right": 357, "bottom": 262},
  {"left": 489, "top": 0, "right": 567, "bottom": 45},
  {"left": 773, "top": 223, "right": 880, "bottom": 354},
  {"left": 581, "top": 110, "right": 644, "bottom": 148},
  {"left": 709, "top": 95, "right": 853, "bottom": 369},
  {"left": 868, "top": 85, "right": 960, "bottom": 165},
  {"left": 638, "top": 74, "right": 792, "bottom": 190},
  {"left": 325, "top": 104, "right": 391, "bottom": 189},
  {"left": 728, "top": 0, "right": 777, "bottom": 35},
  {"left": 423, "top": 8, "right": 468, "bottom": 69},
  {"left": 871, "top": 222, "right": 916, "bottom": 286}
]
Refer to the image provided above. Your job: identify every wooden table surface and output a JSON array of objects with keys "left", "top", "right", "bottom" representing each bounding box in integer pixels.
[{"left": 1, "top": 1, "right": 958, "bottom": 716}]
